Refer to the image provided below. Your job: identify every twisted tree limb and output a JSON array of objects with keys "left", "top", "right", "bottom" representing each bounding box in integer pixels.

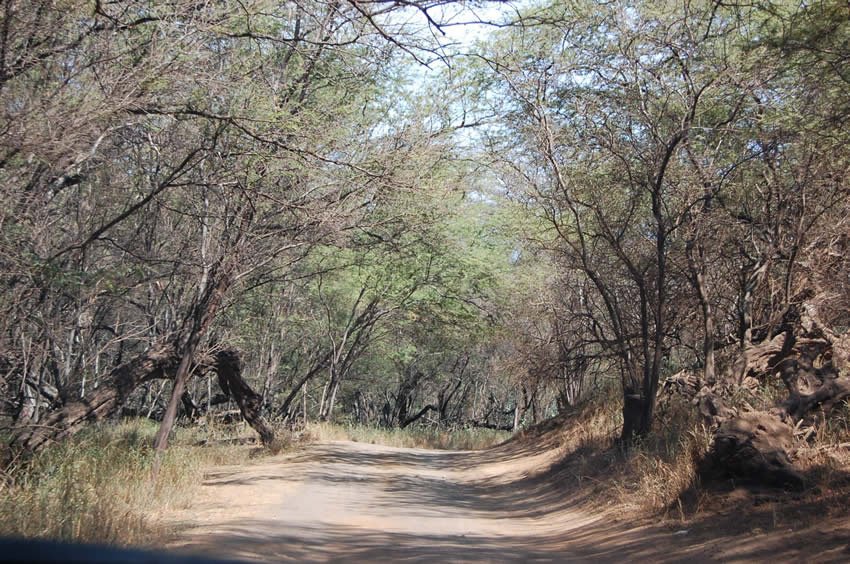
[
  {"left": 215, "top": 348, "right": 275, "bottom": 446},
  {"left": 4, "top": 343, "right": 180, "bottom": 461},
  {"left": 2, "top": 343, "right": 276, "bottom": 467},
  {"left": 698, "top": 304, "right": 850, "bottom": 488}
]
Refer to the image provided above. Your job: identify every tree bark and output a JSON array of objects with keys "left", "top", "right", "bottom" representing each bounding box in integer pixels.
[
  {"left": 276, "top": 351, "right": 331, "bottom": 421},
  {"left": 465, "top": 420, "right": 514, "bottom": 432},
  {"left": 3, "top": 340, "right": 276, "bottom": 465},
  {"left": 153, "top": 343, "right": 200, "bottom": 455},
  {"left": 216, "top": 349, "right": 275, "bottom": 446},
  {"left": 400, "top": 404, "right": 436, "bottom": 428},
  {"left": 687, "top": 239, "right": 716, "bottom": 384},
  {"left": 325, "top": 378, "right": 340, "bottom": 421},
  {"left": 181, "top": 390, "right": 201, "bottom": 420},
  {"left": 152, "top": 239, "right": 244, "bottom": 456},
  {"left": 701, "top": 305, "right": 850, "bottom": 487},
  {"left": 6, "top": 343, "right": 178, "bottom": 460},
  {"left": 620, "top": 392, "right": 649, "bottom": 445}
]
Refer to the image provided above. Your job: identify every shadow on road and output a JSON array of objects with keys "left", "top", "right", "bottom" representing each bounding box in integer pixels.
[
  {"left": 171, "top": 441, "right": 850, "bottom": 563},
  {"left": 174, "top": 518, "right": 708, "bottom": 563}
]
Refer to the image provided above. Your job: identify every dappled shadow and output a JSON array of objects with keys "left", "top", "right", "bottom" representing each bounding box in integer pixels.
[
  {"left": 665, "top": 463, "right": 850, "bottom": 561},
  {"left": 283, "top": 436, "right": 563, "bottom": 472},
  {"left": 371, "top": 466, "right": 601, "bottom": 520},
  {"left": 198, "top": 441, "right": 591, "bottom": 520},
  {"left": 172, "top": 512, "right": 850, "bottom": 563},
  {"left": 170, "top": 439, "right": 850, "bottom": 563},
  {"left": 284, "top": 442, "right": 477, "bottom": 470},
  {"left": 172, "top": 517, "right": 711, "bottom": 563}
]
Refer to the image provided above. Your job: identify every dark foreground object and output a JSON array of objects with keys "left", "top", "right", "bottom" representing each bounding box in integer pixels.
[{"left": 0, "top": 538, "right": 247, "bottom": 564}]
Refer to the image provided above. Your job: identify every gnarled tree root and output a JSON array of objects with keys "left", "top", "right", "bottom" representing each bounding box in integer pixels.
[{"left": 697, "top": 305, "right": 850, "bottom": 489}]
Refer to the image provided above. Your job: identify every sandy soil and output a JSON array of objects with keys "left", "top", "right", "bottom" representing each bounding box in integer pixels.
[{"left": 163, "top": 440, "right": 850, "bottom": 563}]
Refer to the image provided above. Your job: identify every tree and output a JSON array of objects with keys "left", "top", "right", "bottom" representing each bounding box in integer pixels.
[
  {"left": 479, "top": 0, "right": 756, "bottom": 441},
  {"left": 0, "top": 0, "right": 469, "bottom": 458}
]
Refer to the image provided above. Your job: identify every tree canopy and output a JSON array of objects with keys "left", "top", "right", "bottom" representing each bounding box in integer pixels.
[{"left": 1, "top": 0, "right": 848, "bottom": 467}]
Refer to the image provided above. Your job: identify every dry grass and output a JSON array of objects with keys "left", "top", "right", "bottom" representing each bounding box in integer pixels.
[
  {"left": 5, "top": 396, "right": 846, "bottom": 548},
  {"left": 0, "top": 418, "right": 505, "bottom": 548},
  {"left": 305, "top": 421, "right": 511, "bottom": 451},
  {"left": 526, "top": 393, "right": 714, "bottom": 517},
  {"left": 537, "top": 389, "right": 850, "bottom": 527},
  {"left": 793, "top": 401, "right": 850, "bottom": 495},
  {"left": 620, "top": 414, "right": 714, "bottom": 515},
  {"left": 0, "top": 418, "right": 257, "bottom": 546}
]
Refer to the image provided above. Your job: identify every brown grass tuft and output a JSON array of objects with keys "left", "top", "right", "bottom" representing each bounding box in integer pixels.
[
  {"left": 0, "top": 418, "right": 277, "bottom": 547},
  {"left": 525, "top": 392, "right": 713, "bottom": 517}
]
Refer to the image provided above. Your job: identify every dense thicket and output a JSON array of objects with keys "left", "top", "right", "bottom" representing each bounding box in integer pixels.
[
  {"left": 0, "top": 0, "right": 547, "bottom": 461},
  {"left": 474, "top": 0, "right": 850, "bottom": 471}
]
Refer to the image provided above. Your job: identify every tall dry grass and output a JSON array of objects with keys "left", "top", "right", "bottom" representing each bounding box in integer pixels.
[
  {"left": 616, "top": 403, "right": 714, "bottom": 515},
  {"left": 793, "top": 400, "right": 850, "bottom": 493},
  {"left": 0, "top": 418, "right": 248, "bottom": 546},
  {"left": 0, "top": 417, "right": 506, "bottom": 548},
  {"left": 306, "top": 421, "right": 511, "bottom": 450},
  {"left": 540, "top": 392, "right": 713, "bottom": 516}
]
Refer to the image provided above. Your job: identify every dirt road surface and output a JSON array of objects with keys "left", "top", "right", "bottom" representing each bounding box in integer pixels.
[{"left": 164, "top": 440, "right": 850, "bottom": 563}]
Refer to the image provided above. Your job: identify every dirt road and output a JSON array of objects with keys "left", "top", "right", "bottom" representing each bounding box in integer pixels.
[{"left": 165, "top": 440, "right": 849, "bottom": 563}]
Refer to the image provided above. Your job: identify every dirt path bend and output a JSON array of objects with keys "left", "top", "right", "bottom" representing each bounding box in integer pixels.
[{"left": 164, "top": 440, "right": 848, "bottom": 563}]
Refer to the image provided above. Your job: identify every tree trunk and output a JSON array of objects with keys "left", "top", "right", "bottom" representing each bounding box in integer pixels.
[
  {"left": 400, "top": 404, "right": 436, "bottom": 428},
  {"left": 181, "top": 390, "right": 201, "bottom": 420},
  {"left": 738, "top": 258, "right": 769, "bottom": 349},
  {"left": 302, "top": 384, "right": 308, "bottom": 423},
  {"left": 318, "top": 377, "right": 330, "bottom": 420},
  {"left": 16, "top": 380, "right": 37, "bottom": 424},
  {"left": 152, "top": 244, "right": 242, "bottom": 457},
  {"left": 619, "top": 356, "right": 654, "bottom": 445},
  {"left": 465, "top": 419, "right": 514, "bottom": 431},
  {"left": 6, "top": 343, "right": 178, "bottom": 461},
  {"left": 324, "top": 378, "right": 341, "bottom": 421},
  {"left": 153, "top": 339, "right": 202, "bottom": 455},
  {"left": 620, "top": 392, "right": 649, "bottom": 445},
  {"left": 687, "top": 239, "right": 716, "bottom": 384},
  {"left": 216, "top": 349, "right": 275, "bottom": 446},
  {"left": 3, "top": 340, "right": 276, "bottom": 465},
  {"left": 277, "top": 353, "right": 330, "bottom": 421}
]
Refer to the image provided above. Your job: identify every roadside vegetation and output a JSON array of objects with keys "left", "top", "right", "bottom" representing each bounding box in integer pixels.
[
  {"left": 305, "top": 422, "right": 510, "bottom": 451},
  {"left": 0, "top": 419, "right": 245, "bottom": 545},
  {"left": 0, "top": 419, "right": 507, "bottom": 546},
  {"left": 521, "top": 387, "right": 850, "bottom": 525}
]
